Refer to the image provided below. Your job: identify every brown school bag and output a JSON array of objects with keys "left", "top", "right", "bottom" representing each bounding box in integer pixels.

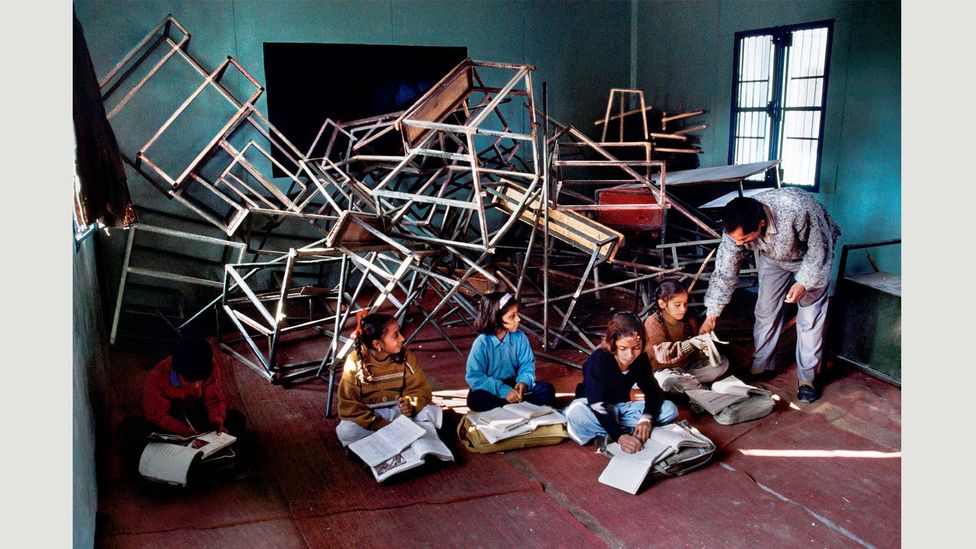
[{"left": 456, "top": 413, "right": 568, "bottom": 453}]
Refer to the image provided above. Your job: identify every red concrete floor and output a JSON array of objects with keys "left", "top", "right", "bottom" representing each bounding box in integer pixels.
[{"left": 92, "top": 295, "right": 901, "bottom": 548}]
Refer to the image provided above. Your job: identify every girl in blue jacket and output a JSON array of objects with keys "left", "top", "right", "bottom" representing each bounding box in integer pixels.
[{"left": 465, "top": 291, "right": 555, "bottom": 411}]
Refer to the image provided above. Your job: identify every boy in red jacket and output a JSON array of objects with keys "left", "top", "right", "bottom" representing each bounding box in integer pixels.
[
  {"left": 143, "top": 337, "right": 240, "bottom": 436},
  {"left": 118, "top": 337, "right": 246, "bottom": 480}
]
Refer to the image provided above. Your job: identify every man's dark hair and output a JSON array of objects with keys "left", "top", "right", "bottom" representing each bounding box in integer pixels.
[
  {"left": 722, "top": 197, "right": 766, "bottom": 234},
  {"left": 172, "top": 337, "right": 213, "bottom": 381}
]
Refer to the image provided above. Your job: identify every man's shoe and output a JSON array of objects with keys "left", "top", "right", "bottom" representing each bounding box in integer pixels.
[{"left": 796, "top": 385, "right": 817, "bottom": 403}]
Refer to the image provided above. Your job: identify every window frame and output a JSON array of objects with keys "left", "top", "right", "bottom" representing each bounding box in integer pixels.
[{"left": 728, "top": 19, "right": 834, "bottom": 191}]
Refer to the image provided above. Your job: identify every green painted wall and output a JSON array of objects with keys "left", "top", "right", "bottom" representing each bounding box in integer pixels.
[
  {"left": 74, "top": 0, "right": 630, "bottom": 157},
  {"left": 73, "top": 235, "right": 108, "bottom": 549},
  {"left": 635, "top": 0, "right": 901, "bottom": 276}
]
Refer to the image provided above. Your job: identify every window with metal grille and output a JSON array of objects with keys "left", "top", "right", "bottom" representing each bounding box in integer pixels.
[{"left": 728, "top": 20, "right": 833, "bottom": 189}]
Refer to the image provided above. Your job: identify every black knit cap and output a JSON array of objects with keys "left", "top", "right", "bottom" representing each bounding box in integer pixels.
[{"left": 172, "top": 337, "right": 213, "bottom": 382}]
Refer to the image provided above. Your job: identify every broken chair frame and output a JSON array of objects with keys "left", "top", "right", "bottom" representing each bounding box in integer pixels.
[
  {"left": 110, "top": 223, "right": 247, "bottom": 344},
  {"left": 367, "top": 58, "right": 543, "bottom": 255},
  {"left": 99, "top": 14, "right": 373, "bottom": 238}
]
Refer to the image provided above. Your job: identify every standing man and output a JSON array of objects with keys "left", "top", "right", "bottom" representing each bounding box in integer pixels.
[{"left": 698, "top": 188, "right": 841, "bottom": 403}]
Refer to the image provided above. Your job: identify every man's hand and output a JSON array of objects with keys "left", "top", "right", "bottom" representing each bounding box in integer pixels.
[
  {"left": 505, "top": 388, "right": 523, "bottom": 404},
  {"left": 699, "top": 315, "right": 718, "bottom": 335},
  {"left": 214, "top": 422, "right": 227, "bottom": 434},
  {"left": 784, "top": 282, "right": 807, "bottom": 303},
  {"left": 618, "top": 434, "right": 644, "bottom": 454},
  {"left": 514, "top": 382, "right": 528, "bottom": 400},
  {"left": 632, "top": 420, "right": 651, "bottom": 443},
  {"left": 398, "top": 397, "right": 413, "bottom": 416}
]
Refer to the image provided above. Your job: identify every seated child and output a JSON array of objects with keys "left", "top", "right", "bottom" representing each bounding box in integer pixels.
[
  {"left": 336, "top": 313, "right": 442, "bottom": 447},
  {"left": 118, "top": 337, "right": 247, "bottom": 477},
  {"left": 564, "top": 311, "right": 678, "bottom": 454},
  {"left": 644, "top": 279, "right": 728, "bottom": 392},
  {"left": 465, "top": 291, "right": 555, "bottom": 411}
]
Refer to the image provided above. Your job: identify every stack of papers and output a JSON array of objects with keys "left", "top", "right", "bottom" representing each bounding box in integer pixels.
[{"left": 467, "top": 402, "right": 567, "bottom": 444}]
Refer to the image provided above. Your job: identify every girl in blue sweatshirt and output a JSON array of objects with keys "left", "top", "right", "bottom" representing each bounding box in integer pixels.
[{"left": 465, "top": 291, "right": 555, "bottom": 411}]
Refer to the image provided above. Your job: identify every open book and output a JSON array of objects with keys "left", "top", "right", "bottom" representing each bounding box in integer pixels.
[
  {"left": 369, "top": 422, "right": 454, "bottom": 482},
  {"left": 468, "top": 404, "right": 567, "bottom": 444},
  {"left": 598, "top": 439, "right": 674, "bottom": 494},
  {"left": 349, "top": 415, "right": 426, "bottom": 466},
  {"left": 349, "top": 416, "right": 454, "bottom": 482},
  {"left": 138, "top": 431, "right": 237, "bottom": 486},
  {"left": 597, "top": 422, "right": 712, "bottom": 494},
  {"left": 686, "top": 375, "right": 772, "bottom": 415},
  {"left": 648, "top": 422, "right": 714, "bottom": 451},
  {"left": 472, "top": 401, "right": 552, "bottom": 430}
]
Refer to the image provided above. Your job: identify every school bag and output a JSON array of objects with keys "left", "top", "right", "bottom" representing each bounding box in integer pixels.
[
  {"left": 686, "top": 375, "right": 776, "bottom": 425},
  {"left": 709, "top": 394, "right": 776, "bottom": 425},
  {"left": 456, "top": 413, "right": 568, "bottom": 453},
  {"left": 683, "top": 332, "right": 730, "bottom": 384},
  {"left": 647, "top": 420, "right": 716, "bottom": 478}
]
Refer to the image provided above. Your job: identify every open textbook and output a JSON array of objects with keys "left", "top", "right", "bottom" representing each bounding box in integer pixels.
[
  {"left": 686, "top": 375, "right": 772, "bottom": 415},
  {"left": 598, "top": 439, "right": 673, "bottom": 494},
  {"left": 138, "top": 431, "right": 237, "bottom": 486},
  {"left": 598, "top": 422, "right": 713, "bottom": 494},
  {"left": 468, "top": 403, "right": 567, "bottom": 444},
  {"left": 473, "top": 401, "right": 552, "bottom": 430},
  {"left": 349, "top": 415, "right": 454, "bottom": 482}
]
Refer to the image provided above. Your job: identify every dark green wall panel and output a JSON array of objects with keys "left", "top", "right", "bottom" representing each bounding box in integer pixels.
[{"left": 635, "top": 0, "right": 901, "bottom": 276}]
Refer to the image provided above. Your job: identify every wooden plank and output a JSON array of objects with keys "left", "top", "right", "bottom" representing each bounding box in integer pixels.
[
  {"left": 698, "top": 188, "right": 768, "bottom": 209},
  {"left": 324, "top": 211, "right": 386, "bottom": 248},
  {"left": 400, "top": 64, "right": 472, "bottom": 147},
  {"left": 493, "top": 179, "right": 622, "bottom": 262}
]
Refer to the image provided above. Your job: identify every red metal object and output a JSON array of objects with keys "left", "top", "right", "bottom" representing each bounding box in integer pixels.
[{"left": 595, "top": 186, "right": 664, "bottom": 229}]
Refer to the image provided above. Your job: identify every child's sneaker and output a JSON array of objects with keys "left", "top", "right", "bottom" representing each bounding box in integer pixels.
[{"left": 594, "top": 434, "right": 613, "bottom": 459}]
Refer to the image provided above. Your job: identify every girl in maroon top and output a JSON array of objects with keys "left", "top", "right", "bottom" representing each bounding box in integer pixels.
[{"left": 643, "top": 279, "right": 728, "bottom": 392}]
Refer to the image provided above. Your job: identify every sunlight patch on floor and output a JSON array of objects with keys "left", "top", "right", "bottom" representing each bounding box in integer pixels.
[{"left": 739, "top": 449, "right": 900, "bottom": 458}]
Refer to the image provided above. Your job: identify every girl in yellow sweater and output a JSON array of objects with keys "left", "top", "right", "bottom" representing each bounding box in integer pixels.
[{"left": 336, "top": 313, "right": 442, "bottom": 447}]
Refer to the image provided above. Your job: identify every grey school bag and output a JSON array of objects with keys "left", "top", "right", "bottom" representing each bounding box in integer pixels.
[
  {"left": 648, "top": 420, "right": 716, "bottom": 478},
  {"left": 710, "top": 394, "right": 776, "bottom": 425}
]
